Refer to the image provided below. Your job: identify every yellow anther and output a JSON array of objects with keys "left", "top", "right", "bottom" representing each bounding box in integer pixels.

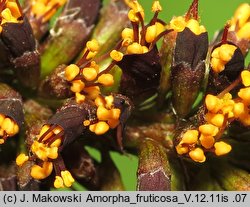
[
  {"left": 110, "top": 50, "right": 123, "bottom": 62},
  {"left": 89, "top": 121, "right": 110, "bottom": 135},
  {"left": 84, "top": 86, "right": 100, "bottom": 100},
  {"left": 0, "top": 129, "right": 4, "bottom": 137},
  {"left": 126, "top": 42, "right": 143, "bottom": 54},
  {"left": 186, "top": 19, "right": 206, "bottom": 35},
  {"left": 83, "top": 120, "right": 90, "bottom": 126},
  {"left": 98, "top": 74, "right": 114, "bottom": 86},
  {"left": 152, "top": 1, "right": 162, "bottom": 12},
  {"left": 75, "top": 92, "right": 86, "bottom": 104},
  {"left": 86, "top": 51, "right": 98, "bottom": 60},
  {"left": 199, "top": 124, "right": 219, "bottom": 136},
  {"left": 211, "top": 44, "right": 237, "bottom": 73},
  {"left": 175, "top": 144, "right": 189, "bottom": 155},
  {"left": 210, "top": 57, "right": 226, "bottom": 73},
  {"left": 16, "top": 153, "right": 29, "bottom": 167},
  {"left": 1, "top": 117, "right": 16, "bottom": 136},
  {"left": 211, "top": 47, "right": 220, "bottom": 58},
  {"left": 221, "top": 100, "right": 235, "bottom": 117},
  {"left": 205, "top": 113, "right": 225, "bottom": 127},
  {"left": 97, "top": 106, "right": 111, "bottom": 120},
  {"left": 110, "top": 108, "right": 121, "bottom": 120},
  {"left": 181, "top": 130, "right": 199, "bottom": 144},
  {"left": 30, "top": 162, "right": 53, "bottom": 180},
  {"left": 61, "top": 170, "right": 75, "bottom": 187},
  {"left": 142, "top": 46, "right": 149, "bottom": 53},
  {"left": 169, "top": 16, "right": 186, "bottom": 32},
  {"left": 86, "top": 39, "right": 100, "bottom": 52},
  {"left": 145, "top": 25, "right": 157, "bottom": 43},
  {"left": 223, "top": 93, "right": 233, "bottom": 100},
  {"left": 219, "top": 44, "right": 237, "bottom": 62},
  {"left": 64, "top": 64, "right": 80, "bottom": 81},
  {"left": 199, "top": 25, "right": 206, "bottom": 33},
  {"left": 189, "top": 148, "right": 206, "bottom": 163},
  {"left": 121, "top": 28, "right": 134, "bottom": 40},
  {"left": 105, "top": 95, "right": 114, "bottom": 109},
  {"left": 241, "top": 70, "right": 250, "bottom": 87},
  {"left": 0, "top": 114, "right": 5, "bottom": 125},
  {"left": 12, "top": 124, "right": 19, "bottom": 135},
  {"left": 82, "top": 67, "right": 98, "bottom": 81},
  {"left": 233, "top": 102, "right": 245, "bottom": 118},
  {"left": 53, "top": 126, "right": 63, "bottom": 134},
  {"left": 237, "top": 22, "right": 250, "bottom": 40},
  {"left": 54, "top": 176, "right": 64, "bottom": 189},
  {"left": 70, "top": 80, "right": 85, "bottom": 93},
  {"left": 155, "top": 22, "right": 165, "bottom": 36},
  {"left": 31, "top": 141, "right": 53, "bottom": 161},
  {"left": 50, "top": 139, "right": 62, "bottom": 148},
  {"left": 238, "top": 87, "right": 250, "bottom": 103},
  {"left": 199, "top": 134, "right": 215, "bottom": 149},
  {"left": 31, "top": 142, "right": 46, "bottom": 160},
  {"left": 38, "top": 125, "right": 51, "bottom": 141},
  {"left": 47, "top": 146, "right": 58, "bottom": 160},
  {"left": 0, "top": 26, "right": 2, "bottom": 33},
  {"left": 128, "top": 9, "right": 139, "bottom": 22},
  {"left": 230, "top": 3, "right": 250, "bottom": 28},
  {"left": 214, "top": 141, "right": 232, "bottom": 156},
  {"left": 94, "top": 96, "right": 106, "bottom": 107},
  {"left": 205, "top": 94, "right": 221, "bottom": 113},
  {"left": 0, "top": 139, "right": 4, "bottom": 144},
  {"left": 129, "top": 0, "right": 144, "bottom": 15}
]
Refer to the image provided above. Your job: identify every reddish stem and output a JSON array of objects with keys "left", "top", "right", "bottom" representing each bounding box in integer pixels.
[{"left": 221, "top": 24, "right": 229, "bottom": 44}]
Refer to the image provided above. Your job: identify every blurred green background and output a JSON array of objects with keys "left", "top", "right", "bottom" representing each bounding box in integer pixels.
[{"left": 98, "top": 0, "right": 249, "bottom": 191}]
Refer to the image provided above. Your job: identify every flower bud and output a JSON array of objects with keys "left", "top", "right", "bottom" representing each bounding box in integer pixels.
[
  {"left": 137, "top": 139, "right": 171, "bottom": 191},
  {"left": 170, "top": 0, "right": 208, "bottom": 118}
]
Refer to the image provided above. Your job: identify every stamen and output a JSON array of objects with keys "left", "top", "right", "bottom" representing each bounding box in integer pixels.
[
  {"left": 217, "top": 76, "right": 241, "bottom": 98},
  {"left": 44, "top": 130, "right": 64, "bottom": 146},
  {"left": 38, "top": 125, "right": 57, "bottom": 142},
  {"left": 76, "top": 50, "right": 90, "bottom": 67},
  {"left": 149, "top": 29, "right": 173, "bottom": 50},
  {"left": 131, "top": 21, "right": 139, "bottom": 43},
  {"left": 137, "top": 12, "right": 146, "bottom": 45},
  {"left": 97, "top": 61, "right": 116, "bottom": 77}
]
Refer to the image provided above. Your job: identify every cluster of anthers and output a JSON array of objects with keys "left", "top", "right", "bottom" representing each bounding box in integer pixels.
[
  {"left": 0, "top": 0, "right": 22, "bottom": 32},
  {"left": 0, "top": 114, "right": 19, "bottom": 144},
  {"left": 210, "top": 2, "right": 250, "bottom": 73},
  {"left": 176, "top": 70, "right": 250, "bottom": 163},
  {"left": 29, "top": 0, "right": 67, "bottom": 23},
  {"left": 167, "top": 0, "right": 206, "bottom": 35},
  {"left": 229, "top": 3, "right": 250, "bottom": 40},
  {"left": 64, "top": 39, "right": 121, "bottom": 136},
  {"left": 109, "top": 0, "right": 167, "bottom": 60},
  {"left": 210, "top": 42, "right": 237, "bottom": 73},
  {"left": 16, "top": 124, "right": 75, "bottom": 188}
]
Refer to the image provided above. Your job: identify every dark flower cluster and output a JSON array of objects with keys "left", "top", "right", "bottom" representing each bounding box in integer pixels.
[{"left": 0, "top": 0, "right": 249, "bottom": 191}]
